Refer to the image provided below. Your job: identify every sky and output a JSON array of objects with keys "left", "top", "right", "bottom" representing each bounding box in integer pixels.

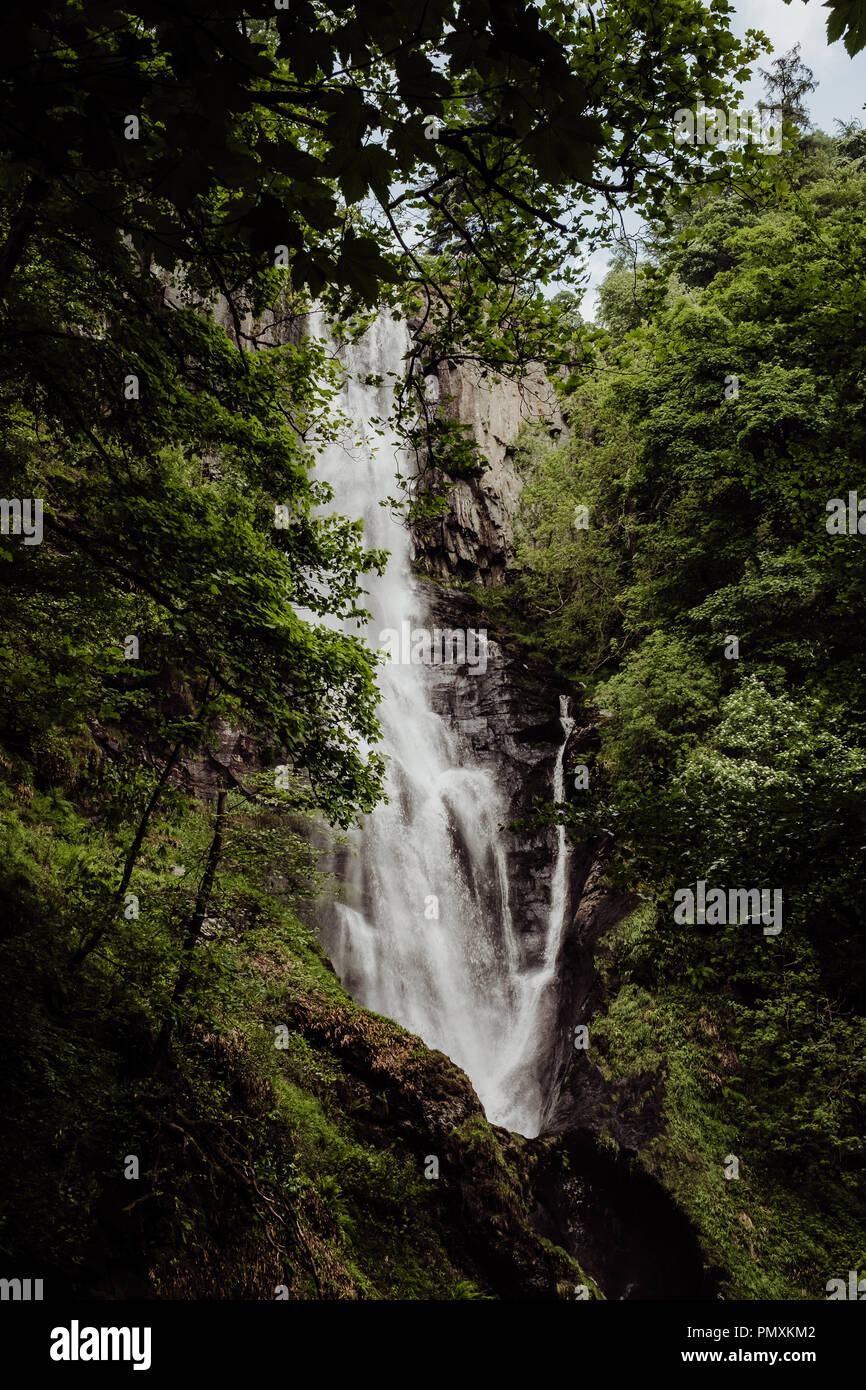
[
  {"left": 735, "top": 0, "right": 866, "bottom": 129},
  {"left": 579, "top": 0, "right": 866, "bottom": 318}
]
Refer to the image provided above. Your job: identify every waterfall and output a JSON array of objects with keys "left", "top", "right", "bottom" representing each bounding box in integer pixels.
[
  {"left": 312, "top": 312, "right": 572, "bottom": 1136},
  {"left": 547, "top": 696, "right": 576, "bottom": 970}
]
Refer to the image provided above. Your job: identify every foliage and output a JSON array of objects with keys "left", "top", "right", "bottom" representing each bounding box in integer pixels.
[
  {"left": 508, "top": 128, "right": 866, "bottom": 1293},
  {"left": 2, "top": 0, "right": 863, "bottom": 1302},
  {"left": 0, "top": 775, "right": 552, "bottom": 1298}
]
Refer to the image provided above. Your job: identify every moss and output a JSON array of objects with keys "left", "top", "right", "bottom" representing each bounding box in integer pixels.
[
  {"left": 0, "top": 772, "right": 597, "bottom": 1301},
  {"left": 586, "top": 907, "right": 863, "bottom": 1299},
  {"left": 455, "top": 1114, "right": 504, "bottom": 1164}
]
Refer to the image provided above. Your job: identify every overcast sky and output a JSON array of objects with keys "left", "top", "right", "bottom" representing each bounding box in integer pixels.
[
  {"left": 735, "top": 0, "right": 866, "bottom": 129},
  {"left": 578, "top": 0, "right": 866, "bottom": 318}
]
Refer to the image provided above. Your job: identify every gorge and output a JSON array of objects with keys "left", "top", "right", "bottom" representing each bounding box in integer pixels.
[
  {"left": 3, "top": 0, "right": 862, "bottom": 1322},
  {"left": 300, "top": 311, "right": 717, "bottom": 1299}
]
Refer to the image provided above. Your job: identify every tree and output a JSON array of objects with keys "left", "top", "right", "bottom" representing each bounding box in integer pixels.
[
  {"left": 0, "top": 3, "right": 766, "bottom": 376},
  {"left": 596, "top": 254, "right": 654, "bottom": 343},
  {"left": 0, "top": 2, "right": 768, "bottom": 946},
  {"left": 759, "top": 43, "right": 818, "bottom": 130},
  {"left": 511, "top": 131, "right": 866, "bottom": 969},
  {"left": 509, "top": 131, "right": 866, "bottom": 1280}
]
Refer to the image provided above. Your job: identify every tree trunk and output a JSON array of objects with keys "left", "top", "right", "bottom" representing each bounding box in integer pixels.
[
  {"left": 72, "top": 742, "right": 183, "bottom": 967},
  {"left": 0, "top": 177, "right": 47, "bottom": 299},
  {"left": 154, "top": 790, "right": 227, "bottom": 1060}
]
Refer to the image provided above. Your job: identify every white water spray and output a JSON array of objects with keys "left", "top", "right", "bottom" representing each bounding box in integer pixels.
[{"left": 313, "top": 314, "right": 573, "bottom": 1136}]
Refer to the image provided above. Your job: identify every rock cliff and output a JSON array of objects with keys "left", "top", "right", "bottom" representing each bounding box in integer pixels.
[
  {"left": 413, "top": 359, "right": 563, "bottom": 585},
  {"left": 410, "top": 364, "right": 682, "bottom": 1166}
]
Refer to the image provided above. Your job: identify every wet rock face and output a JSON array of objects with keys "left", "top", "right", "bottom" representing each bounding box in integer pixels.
[
  {"left": 528, "top": 1130, "right": 722, "bottom": 1300},
  {"left": 408, "top": 357, "right": 575, "bottom": 967},
  {"left": 172, "top": 718, "right": 266, "bottom": 805},
  {"left": 420, "top": 581, "right": 569, "bottom": 965},
  {"left": 415, "top": 580, "right": 636, "bottom": 1130},
  {"left": 413, "top": 359, "right": 563, "bottom": 587},
  {"left": 288, "top": 987, "right": 588, "bottom": 1300}
]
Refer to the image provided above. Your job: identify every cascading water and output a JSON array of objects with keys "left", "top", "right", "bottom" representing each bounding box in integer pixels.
[
  {"left": 312, "top": 312, "right": 574, "bottom": 1136},
  {"left": 547, "top": 696, "right": 576, "bottom": 969}
]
